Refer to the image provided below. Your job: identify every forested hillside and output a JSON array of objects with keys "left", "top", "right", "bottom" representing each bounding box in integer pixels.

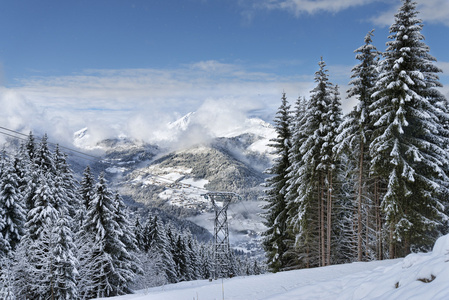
[{"left": 0, "top": 133, "right": 263, "bottom": 299}]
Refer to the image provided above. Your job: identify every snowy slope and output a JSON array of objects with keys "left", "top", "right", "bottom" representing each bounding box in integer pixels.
[{"left": 99, "top": 234, "right": 449, "bottom": 300}]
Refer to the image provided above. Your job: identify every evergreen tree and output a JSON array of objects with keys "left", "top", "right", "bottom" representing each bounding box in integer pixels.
[
  {"left": 370, "top": 0, "right": 449, "bottom": 257},
  {"left": 112, "top": 191, "right": 141, "bottom": 293},
  {"left": 148, "top": 218, "right": 177, "bottom": 284},
  {"left": 337, "top": 29, "right": 381, "bottom": 261},
  {"left": 79, "top": 166, "right": 95, "bottom": 211},
  {"left": 54, "top": 145, "right": 80, "bottom": 221},
  {"left": 320, "top": 84, "right": 342, "bottom": 265},
  {"left": 52, "top": 213, "right": 79, "bottom": 300},
  {"left": 78, "top": 165, "right": 95, "bottom": 229},
  {"left": 285, "top": 96, "right": 313, "bottom": 269},
  {"left": 33, "top": 134, "right": 56, "bottom": 175},
  {"left": 80, "top": 173, "right": 137, "bottom": 297},
  {"left": 0, "top": 157, "right": 25, "bottom": 255},
  {"left": 134, "top": 216, "right": 145, "bottom": 252},
  {"left": 288, "top": 58, "right": 338, "bottom": 267},
  {"left": 25, "top": 172, "right": 60, "bottom": 241},
  {"left": 25, "top": 131, "right": 35, "bottom": 161},
  {"left": 262, "top": 92, "right": 293, "bottom": 272}
]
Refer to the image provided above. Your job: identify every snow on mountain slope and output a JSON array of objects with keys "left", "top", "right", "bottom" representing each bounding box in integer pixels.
[
  {"left": 98, "top": 234, "right": 449, "bottom": 300},
  {"left": 73, "top": 113, "right": 273, "bottom": 257}
]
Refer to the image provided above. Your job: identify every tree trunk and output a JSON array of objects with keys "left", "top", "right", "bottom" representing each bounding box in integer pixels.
[
  {"left": 357, "top": 141, "right": 364, "bottom": 261},
  {"left": 326, "top": 169, "right": 332, "bottom": 266},
  {"left": 375, "top": 178, "right": 383, "bottom": 260},
  {"left": 320, "top": 174, "right": 326, "bottom": 267},
  {"left": 389, "top": 225, "right": 395, "bottom": 259}
]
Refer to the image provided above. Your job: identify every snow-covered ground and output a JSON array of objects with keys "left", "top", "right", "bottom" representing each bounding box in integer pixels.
[{"left": 99, "top": 234, "right": 449, "bottom": 300}]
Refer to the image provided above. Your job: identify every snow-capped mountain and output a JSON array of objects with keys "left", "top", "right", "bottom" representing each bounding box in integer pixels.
[{"left": 72, "top": 113, "right": 275, "bottom": 257}]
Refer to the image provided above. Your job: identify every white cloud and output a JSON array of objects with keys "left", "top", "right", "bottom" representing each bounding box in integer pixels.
[
  {"left": 257, "top": 0, "right": 379, "bottom": 15},
  {"left": 6, "top": 62, "right": 314, "bottom": 147},
  {"left": 371, "top": 0, "right": 449, "bottom": 27},
  {"left": 252, "top": 0, "right": 449, "bottom": 27},
  {"left": 2, "top": 59, "right": 364, "bottom": 148}
]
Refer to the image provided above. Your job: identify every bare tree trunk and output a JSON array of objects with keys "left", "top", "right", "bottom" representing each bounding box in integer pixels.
[
  {"left": 357, "top": 142, "right": 364, "bottom": 261},
  {"left": 317, "top": 177, "right": 322, "bottom": 267},
  {"left": 320, "top": 175, "right": 326, "bottom": 266},
  {"left": 375, "top": 178, "right": 383, "bottom": 260},
  {"left": 389, "top": 225, "right": 395, "bottom": 259},
  {"left": 326, "top": 169, "right": 332, "bottom": 266}
]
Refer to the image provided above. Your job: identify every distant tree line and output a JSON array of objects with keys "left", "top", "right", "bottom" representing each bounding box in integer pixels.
[{"left": 263, "top": 0, "right": 449, "bottom": 272}]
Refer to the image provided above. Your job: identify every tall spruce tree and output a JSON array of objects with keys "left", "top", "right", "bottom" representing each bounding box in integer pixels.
[
  {"left": 288, "top": 58, "right": 338, "bottom": 267},
  {"left": 80, "top": 173, "right": 134, "bottom": 297},
  {"left": 321, "top": 84, "right": 342, "bottom": 265},
  {"left": 262, "top": 92, "right": 293, "bottom": 272},
  {"left": 370, "top": 0, "right": 449, "bottom": 257},
  {"left": 285, "top": 96, "right": 313, "bottom": 269},
  {"left": 337, "top": 29, "right": 381, "bottom": 261},
  {"left": 112, "top": 191, "right": 141, "bottom": 293}
]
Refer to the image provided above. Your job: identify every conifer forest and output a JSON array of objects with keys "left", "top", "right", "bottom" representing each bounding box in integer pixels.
[
  {"left": 0, "top": 0, "right": 447, "bottom": 299},
  {"left": 263, "top": 0, "right": 449, "bottom": 272}
]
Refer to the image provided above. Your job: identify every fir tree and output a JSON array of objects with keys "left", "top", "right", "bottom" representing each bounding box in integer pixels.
[
  {"left": 80, "top": 173, "right": 137, "bottom": 297},
  {"left": 370, "top": 0, "right": 449, "bottom": 257},
  {"left": 148, "top": 218, "right": 177, "bottom": 284},
  {"left": 0, "top": 157, "right": 25, "bottom": 255},
  {"left": 285, "top": 96, "right": 313, "bottom": 269},
  {"left": 78, "top": 165, "right": 95, "bottom": 229},
  {"left": 52, "top": 213, "right": 79, "bottom": 300},
  {"left": 262, "top": 92, "right": 293, "bottom": 272},
  {"left": 288, "top": 58, "right": 338, "bottom": 267},
  {"left": 112, "top": 191, "right": 141, "bottom": 293},
  {"left": 337, "top": 29, "right": 381, "bottom": 261}
]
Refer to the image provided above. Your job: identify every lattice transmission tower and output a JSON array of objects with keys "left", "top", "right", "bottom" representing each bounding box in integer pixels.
[{"left": 203, "top": 192, "right": 239, "bottom": 279}]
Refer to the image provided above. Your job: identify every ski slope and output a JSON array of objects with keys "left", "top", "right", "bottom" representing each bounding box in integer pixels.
[{"left": 100, "top": 234, "right": 449, "bottom": 300}]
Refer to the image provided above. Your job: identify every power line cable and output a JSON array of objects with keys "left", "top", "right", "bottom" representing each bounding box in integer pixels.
[{"left": 0, "top": 126, "right": 101, "bottom": 160}]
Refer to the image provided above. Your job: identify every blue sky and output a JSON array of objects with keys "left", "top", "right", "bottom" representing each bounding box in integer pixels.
[{"left": 0, "top": 0, "right": 448, "bottom": 146}]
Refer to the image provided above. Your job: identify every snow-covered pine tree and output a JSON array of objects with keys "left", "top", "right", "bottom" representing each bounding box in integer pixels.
[
  {"left": 54, "top": 145, "right": 81, "bottom": 221},
  {"left": 148, "top": 218, "right": 177, "bottom": 284},
  {"left": 288, "top": 58, "right": 337, "bottom": 267},
  {"left": 142, "top": 215, "right": 157, "bottom": 253},
  {"left": 33, "top": 134, "right": 56, "bottom": 175},
  {"left": 185, "top": 234, "right": 201, "bottom": 280},
  {"left": 198, "top": 242, "right": 213, "bottom": 279},
  {"left": 112, "top": 191, "right": 141, "bottom": 293},
  {"left": 25, "top": 172, "right": 60, "bottom": 242},
  {"left": 0, "top": 156, "right": 26, "bottom": 255},
  {"left": 79, "top": 165, "right": 95, "bottom": 211},
  {"left": 331, "top": 152, "right": 358, "bottom": 264},
  {"left": 285, "top": 96, "right": 314, "bottom": 269},
  {"left": 370, "top": 0, "right": 449, "bottom": 257},
  {"left": 134, "top": 215, "right": 145, "bottom": 252},
  {"left": 337, "top": 29, "right": 381, "bottom": 261},
  {"left": 262, "top": 92, "right": 293, "bottom": 272},
  {"left": 19, "top": 191, "right": 59, "bottom": 299},
  {"left": 25, "top": 131, "right": 35, "bottom": 162},
  {"left": 320, "top": 84, "right": 342, "bottom": 265},
  {"left": 80, "top": 173, "right": 133, "bottom": 297},
  {"left": 78, "top": 165, "right": 95, "bottom": 229},
  {"left": 51, "top": 212, "right": 79, "bottom": 299}
]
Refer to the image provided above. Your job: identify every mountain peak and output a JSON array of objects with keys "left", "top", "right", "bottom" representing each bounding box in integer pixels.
[{"left": 168, "top": 112, "right": 195, "bottom": 131}]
